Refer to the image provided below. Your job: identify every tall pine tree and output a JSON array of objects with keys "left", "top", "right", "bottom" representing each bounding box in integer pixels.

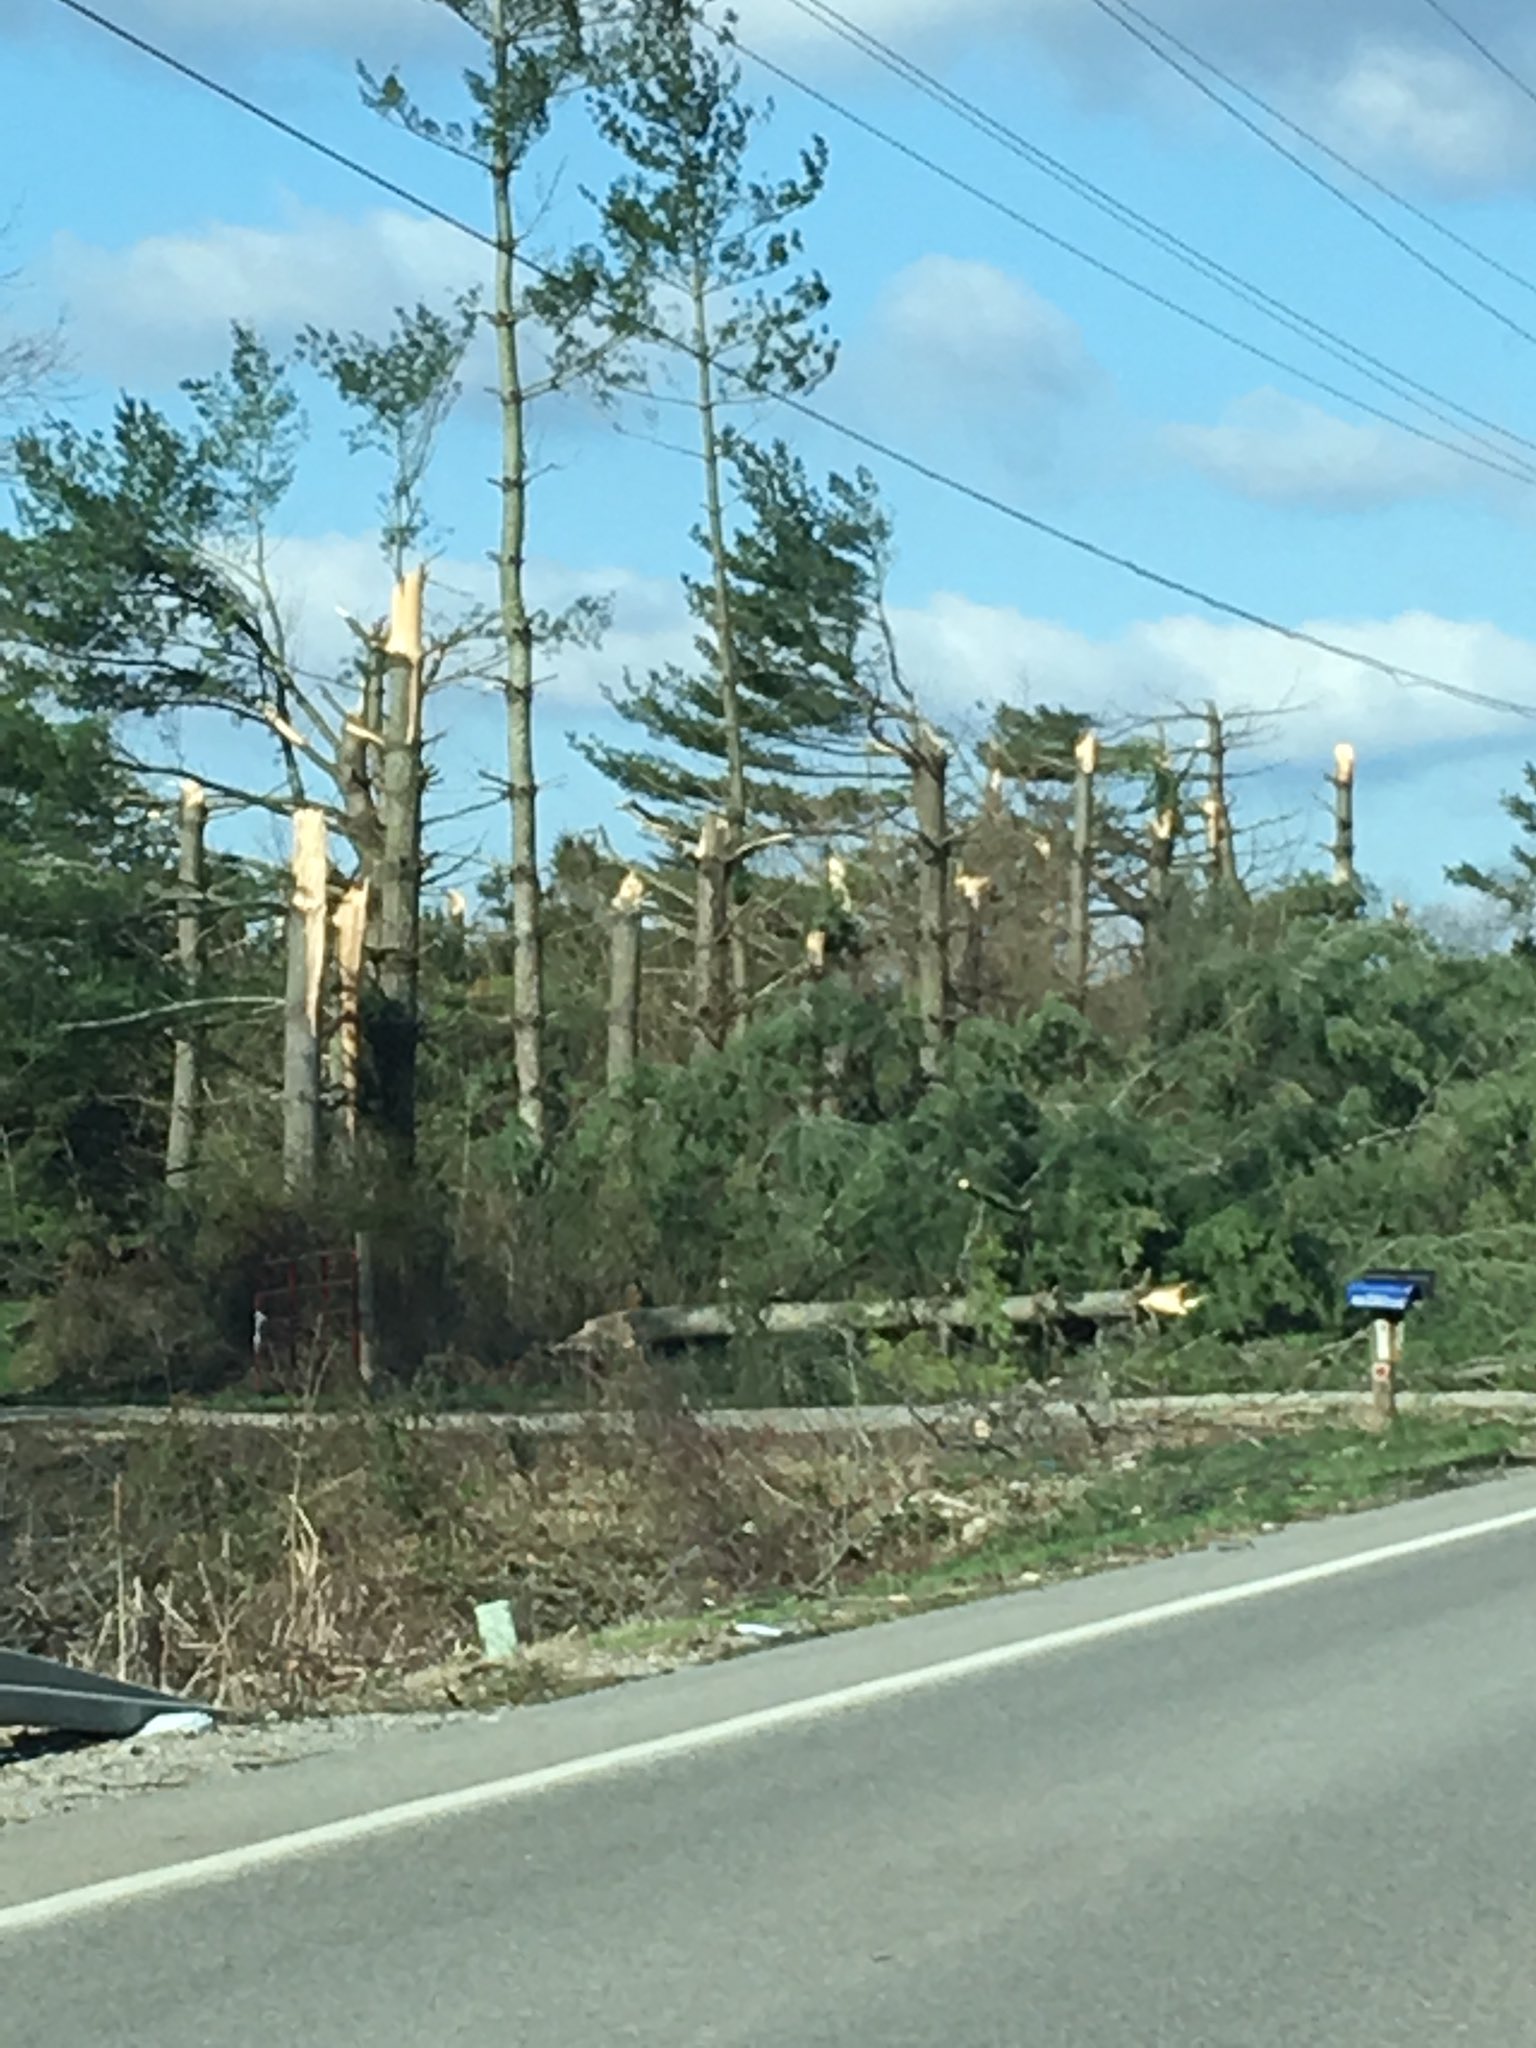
[{"left": 579, "top": 434, "right": 893, "bottom": 840}]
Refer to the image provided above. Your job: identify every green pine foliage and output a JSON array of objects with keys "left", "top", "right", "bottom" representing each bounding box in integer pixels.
[{"left": 576, "top": 436, "right": 894, "bottom": 836}]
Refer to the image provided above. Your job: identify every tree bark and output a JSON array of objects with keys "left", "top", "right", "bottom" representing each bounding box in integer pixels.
[
  {"left": 692, "top": 813, "right": 731, "bottom": 1055},
  {"left": 955, "top": 871, "right": 990, "bottom": 1019},
  {"left": 283, "top": 808, "right": 329, "bottom": 1194},
  {"left": 1332, "top": 741, "right": 1359, "bottom": 898},
  {"left": 561, "top": 1287, "right": 1167, "bottom": 1361},
  {"left": 691, "top": 261, "right": 749, "bottom": 1026},
  {"left": 912, "top": 728, "right": 952, "bottom": 1076},
  {"left": 491, "top": 0, "right": 546, "bottom": 1146},
  {"left": 607, "top": 872, "right": 644, "bottom": 1084},
  {"left": 165, "top": 780, "right": 207, "bottom": 1189},
  {"left": 1068, "top": 730, "right": 1098, "bottom": 1005},
  {"left": 332, "top": 883, "right": 375, "bottom": 1387},
  {"left": 1204, "top": 703, "right": 1243, "bottom": 894},
  {"left": 331, "top": 881, "right": 370, "bottom": 1149},
  {"left": 373, "top": 567, "right": 426, "bottom": 1162}
]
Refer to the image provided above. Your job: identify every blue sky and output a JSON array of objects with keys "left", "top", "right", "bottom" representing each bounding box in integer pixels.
[{"left": 7, "top": 0, "right": 1536, "bottom": 918}]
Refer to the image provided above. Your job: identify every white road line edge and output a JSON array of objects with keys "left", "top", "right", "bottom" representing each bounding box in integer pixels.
[{"left": 6, "top": 1491, "right": 1536, "bottom": 1938}]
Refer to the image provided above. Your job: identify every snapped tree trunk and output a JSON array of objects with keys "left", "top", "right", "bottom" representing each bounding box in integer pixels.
[
  {"left": 693, "top": 813, "right": 731, "bottom": 1055},
  {"left": 912, "top": 728, "right": 952, "bottom": 1075},
  {"left": 1143, "top": 804, "right": 1178, "bottom": 981},
  {"left": 283, "top": 807, "right": 329, "bottom": 1194},
  {"left": 607, "top": 871, "right": 645, "bottom": 1085},
  {"left": 1204, "top": 703, "right": 1243, "bottom": 895},
  {"left": 1068, "top": 730, "right": 1098, "bottom": 1005},
  {"left": 331, "top": 881, "right": 370, "bottom": 1150},
  {"left": 802, "top": 925, "right": 849, "bottom": 1117},
  {"left": 1332, "top": 741, "right": 1359, "bottom": 901},
  {"left": 165, "top": 780, "right": 207, "bottom": 1188},
  {"left": 491, "top": 0, "right": 546, "bottom": 1146},
  {"left": 955, "top": 871, "right": 990, "bottom": 1018},
  {"left": 372, "top": 566, "right": 426, "bottom": 1163}
]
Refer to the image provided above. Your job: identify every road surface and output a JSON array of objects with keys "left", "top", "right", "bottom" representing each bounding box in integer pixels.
[{"left": 5, "top": 1473, "right": 1536, "bottom": 2045}]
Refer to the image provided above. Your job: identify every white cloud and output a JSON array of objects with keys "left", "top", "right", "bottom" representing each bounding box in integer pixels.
[
  {"left": 45, "top": 203, "right": 482, "bottom": 388},
  {"left": 1164, "top": 389, "right": 1490, "bottom": 510},
  {"left": 19, "top": 0, "right": 1536, "bottom": 190},
  {"left": 848, "top": 256, "right": 1101, "bottom": 474},
  {"left": 6, "top": 0, "right": 458, "bottom": 61},
  {"left": 887, "top": 591, "right": 1536, "bottom": 761},
  {"left": 184, "top": 531, "right": 1536, "bottom": 862},
  {"left": 736, "top": 0, "right": 1536, "bottom": 193},
  {"left": 249, "top": 531, "right": 690, "bottom": 716},
  {"left": 281, "top": 540, "right": 1536, "bottom": 764},
  {"left": 875, "top": 255, "right": 1096, "bottom": 404},
  {"left": 1319, "top": 39, "right": 1536, "bottom": 188}
]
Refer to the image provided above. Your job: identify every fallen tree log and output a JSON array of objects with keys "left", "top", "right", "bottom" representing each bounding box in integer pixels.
[{"left": 558, "top": 1284, "right": 1197, "bottom": 1363}]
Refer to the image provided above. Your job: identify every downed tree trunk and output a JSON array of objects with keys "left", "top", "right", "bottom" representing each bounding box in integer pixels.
[{"left": 559, "top": 1285, "right": 1197, "bottom": 1365}]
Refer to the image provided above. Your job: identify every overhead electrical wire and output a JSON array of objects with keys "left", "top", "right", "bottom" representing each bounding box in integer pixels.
[
  {"left": 1087, "top": 0, "right": 1536, "bottom": 352},
  {"left": 1098, "top": 0, "right": 1536, "bottom": 303},
  {"left": 734, "top": 40, "right": 1536, "bottom": 489},
  {"left": 45, "top": 0, "right": 1536, "bottom": 723},
  {"left": 752, "top": 0, "right": 1536, "bottom": 481},
  {"left": 1420, "top": 0, "right": 1536, "bottom": 113}
]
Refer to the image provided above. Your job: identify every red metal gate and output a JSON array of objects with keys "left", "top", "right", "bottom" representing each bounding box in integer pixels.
[{"left": 251, "top": 1247, "right": 360, "bottom": 1389}]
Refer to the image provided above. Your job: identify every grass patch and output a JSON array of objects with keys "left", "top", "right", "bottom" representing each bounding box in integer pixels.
[
  {"left": 910, "top": 1416, "right": 1519, "bottom": 1587},
  {"left": 688, "top": 1416, "right": 1530, "bottom": 1644}
]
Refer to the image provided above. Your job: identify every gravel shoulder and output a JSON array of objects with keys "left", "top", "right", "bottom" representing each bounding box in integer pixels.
[{"left": 0, "top": 1711, "right": 466, "bottom": 1830}]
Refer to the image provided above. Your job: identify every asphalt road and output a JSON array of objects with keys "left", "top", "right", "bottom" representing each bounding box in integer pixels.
[{"left": 6, "top": 1475, "right": 1536, "bottom": 2046}]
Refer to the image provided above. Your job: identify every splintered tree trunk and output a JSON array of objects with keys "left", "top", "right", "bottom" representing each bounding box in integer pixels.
[
  {"left": 332, "top": 878, "right": 375, "bottom": 1387},
  {"left": 693, "top": 814, "right": 731, "bottom": 1055},
  {"left": 1144, "top": 805, "right": 1178, "bottom": 984},
  {"left": 607, "top": 872, "right": 645, "bottom": 1084},
  {"left": 165, "top": 781, "right": 207, "bottom": 1189},
  {"left": 802, "top": 926, "right": 848, "bottom": 1117},
  {"left": 1204, "top": 703, "right": 1243, "bottom": 894},
  {"left": 375, "top": 567, "right": 426, "bottom": 1163},
  {"left": 331, "top": 881, "right": 370, "bottom": 1149},
  {"left": 283, "top": 808, "right": 329, "bottom": 1194},
  {"left": 491, "top": 0, "right": 546, "bottom": 1146},
  {"left": 1068, "top": 730, "right": 1098, "bottom": 1006},
  {"left": 912, "top": 730, "right": 953, "bottom": 1076},
  {"left": 1332, "top": 742, "right": 1359, "bottom": 898},
  {"left": 956, "top": 872, "right": 991, "bottom": 1018}
]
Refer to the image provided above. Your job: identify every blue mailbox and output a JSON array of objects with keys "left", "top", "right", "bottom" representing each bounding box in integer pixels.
[
  {"left": 1346, "top": 1271, "right": 1434, "bottom": 1416},
  {"left": 1345, "top": 1269, "right": 1436, "bottom": 1320}
]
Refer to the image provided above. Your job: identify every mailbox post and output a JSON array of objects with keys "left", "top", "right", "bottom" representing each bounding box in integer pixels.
[{"left": 1345, "top": 1270, "right": 1435, "bottom": 1419}]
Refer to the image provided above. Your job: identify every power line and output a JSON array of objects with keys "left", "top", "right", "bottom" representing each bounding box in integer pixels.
[
  {"left": 47, "top": 0, "right": 1536, "bottom": 723},
  {"left": 49, "top": 0, "right": 501, "bottom": 255},
  {"left": 1088, "top": 0, "right": 1536, "bottom": 352},
  {"left": 772, "top": 394, "right": 1536, "bottom": 722},
  {"left": 736, "top": 34, "right": 1536, "bottom": 489},
  {"left": 754, "top": 0, "right": 1536, "bottom": 479},
  {"left": 1421, "top": 0, "right": 1536, "bottom": 111},
  {"left": 1101, "top": 0, "right": 1536, "bottom": 304}
]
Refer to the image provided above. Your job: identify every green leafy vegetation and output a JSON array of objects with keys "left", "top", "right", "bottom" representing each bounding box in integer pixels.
[{"left": 2, "top": 5, "right": 1534, "bottom": 1410}]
